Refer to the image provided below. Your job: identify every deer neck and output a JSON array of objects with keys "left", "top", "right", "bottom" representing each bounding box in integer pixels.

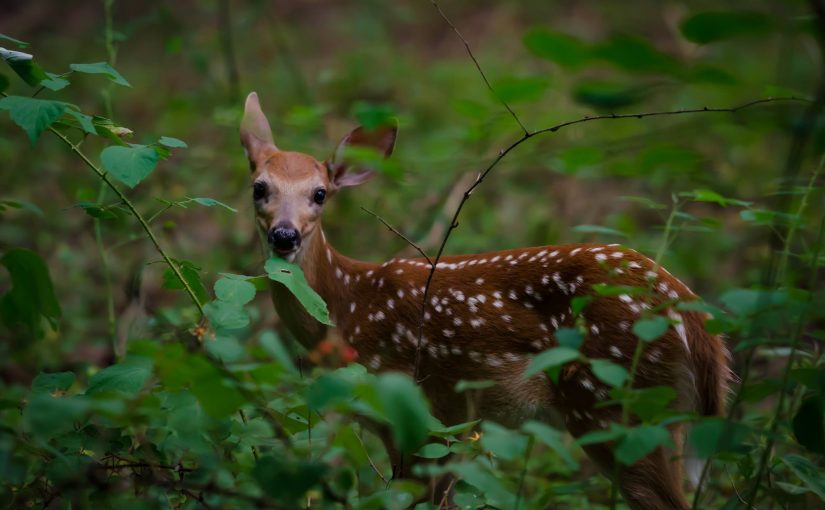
[{"left": 269, "top": 223, "right": 374, "bottom": 351}]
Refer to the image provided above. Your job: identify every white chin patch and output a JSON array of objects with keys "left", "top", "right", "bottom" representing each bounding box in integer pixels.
[{"left": 284, "top": 252, "right": 297, "bottom": 263}]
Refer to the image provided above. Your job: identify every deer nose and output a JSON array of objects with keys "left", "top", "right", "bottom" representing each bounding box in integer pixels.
[{"left": 269, "top": 224, "right": 300, "bottom": 253}]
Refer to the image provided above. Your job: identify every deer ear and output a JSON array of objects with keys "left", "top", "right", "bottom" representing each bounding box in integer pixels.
[
  {"left": 240, "top": 92, "right": 277, "bottom": 167},
  {"left": 329, "top": 121, "right": 397, "bottom": 188}
]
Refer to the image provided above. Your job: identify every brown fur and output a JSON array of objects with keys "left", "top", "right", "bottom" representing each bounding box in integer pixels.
[{"left": 241, "top": 92, "right": 732, "bottom": 510}]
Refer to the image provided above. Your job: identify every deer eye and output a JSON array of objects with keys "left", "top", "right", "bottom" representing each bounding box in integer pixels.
[
  {"left": 313, "top": 188, "right": 326, "bottom": 205},
  {"left": 253, "top": 181, "right": 267, "bottom": 201}
]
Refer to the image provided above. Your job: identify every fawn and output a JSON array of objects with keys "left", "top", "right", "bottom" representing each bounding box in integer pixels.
[{"left": 241, "top": 91, "right": 731, "bottom": 510}]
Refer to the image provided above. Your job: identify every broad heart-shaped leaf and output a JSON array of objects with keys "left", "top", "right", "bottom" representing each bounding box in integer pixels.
[
  {"left": 782, "top": 454, "right": 825, "bottom": 501},
  {"left": 416, "top": 443, "right": 450, "bottom": 459},
  {"left": 100, "top": 144, "right": 160, "bottom": 188},
  {"left": 590, "top": 358, "right": 629, "bottom": 388},
  {"left": 680, "top": 11, "right": 773, "bottom": 44},
  {"left": 0, "top": 48, "right": 47, "bottom": 86},
  {"left": 0, "top": 248, "right": 61, "bottom": 338},
  {"left": 633, "top": 315, "right": 669, "bottom": 342},
  {"left": 86, "top": 356, "right": 152, "bottom": 396},
  {"left": 523, "top": 346, "right": 580, "bottom": 379},
  {"left": 204, "top": 300, "right": 249, "bottom": 332},
  {"left": 265, "top": 257, "right": 334, "bottom": 326},
  {"left": 0, "top": 96, "right": 67, "bottom": 144},
  {"left": 615, "top": 424, "right": 673, "bottom": 465},
  {"left": 375, "top": 372, "right": 432, "bottom": 454},
  {"left": 69, "top": 62, "right": 130, "bottom": 86},
  {"left": 480, "top": 422, "right": 529, "bottom": 461},
  {"left": 214, "top": 276, "right": 256, "bottom": 305}
]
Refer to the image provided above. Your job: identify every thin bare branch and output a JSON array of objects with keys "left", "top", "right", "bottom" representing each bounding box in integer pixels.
[
  {"left": 430, "top": 0, "right": 529, "bottom": 135},
  {"left": 413, "top": 96, "right": 809, "bottom": 382},
  {"left": 361, "top": 207, "right": 433, "bottom": 266}
]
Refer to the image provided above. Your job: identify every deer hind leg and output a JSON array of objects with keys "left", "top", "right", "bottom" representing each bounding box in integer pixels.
[{"left": 557, "top": 367, "right": 689, "bottom": 510}]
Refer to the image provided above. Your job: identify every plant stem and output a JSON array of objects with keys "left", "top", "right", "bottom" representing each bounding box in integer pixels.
[{"left": 47, "top": 125, "right": 205, "bottom": 317}]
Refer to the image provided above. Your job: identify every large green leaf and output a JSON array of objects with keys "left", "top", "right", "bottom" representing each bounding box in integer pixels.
[
  {"left": 86, "top": 357, "right": 152, "bottom": 396},
  {"left": 100, "top": 144, "right": 160, "bottom": 188},
  {"left": 0, "top": 248, "right": 61, "bottom": 338},
  {"left": 523, "top": 347, "right": 580, "bottom": 379},
  {"left": 523, "top": 27, "right": 590, "bottom": 68},
  {"left": 615, "top": 424, "right": 673, "bottom": 465},
  {"left": 523, "top": 421, "right": 579, "bottom": 470},
  {"left": 688, "top": 417, "right": 750, "bottom": 458},
  {"left": 0, "top": 95, "right": 67, "bottom": 144},
  {"left": 0, "top": 48, "right": 47, "bottom": 87},
  {"left": 31, "top": 372, "right": 75, "bottom": 395},
  {"left": 204, "top": 300, "right": 249, "bottom": 331},
  {"left": 590, "top": 358, "right": 629, "bottom": 388},
  {"left": 214, "top": 276, "right": 256, "bottom": 306},
  {"left": 253, "top": 455, "right": 327, "bottom": 504},
  {"left": 633, "top": 316, "right": 669, "bottom": 342},
  {"left": 375, "top": 372, "right": 432, "bottom": 454},
  {"left": 480, "top": 422, "right": 529, "bottom": 461},
  {"left": 594, "top": 34, "right": 678, "bottom": 75},
  {"left": 680, "top": 11, "right": 773, "bottom": 44},
  {"left": 161, "top": 259, "right": 208, "bottom": 305},
  {"left": 69, "top": 62, "right": 131, "bottom": 86},
  {"left": 782, "top": 454, "right": 825, "bottom": 501},
  {"left": 265, "top": 257, "right": 333, "bottom": 326}
]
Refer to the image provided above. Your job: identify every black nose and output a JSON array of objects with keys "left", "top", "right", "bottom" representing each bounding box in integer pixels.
[{"left": 269, "top": 225, "right": 300, "bottom": 253}]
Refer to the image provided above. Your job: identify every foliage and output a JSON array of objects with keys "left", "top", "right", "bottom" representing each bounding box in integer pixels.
[{"left": 1, "top": 1, "right": 824, "bottom": 509}]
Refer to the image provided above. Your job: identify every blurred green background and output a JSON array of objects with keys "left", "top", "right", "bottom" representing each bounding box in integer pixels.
[{"left": 1, "top": 0, "right": 819, "bottom": 378}]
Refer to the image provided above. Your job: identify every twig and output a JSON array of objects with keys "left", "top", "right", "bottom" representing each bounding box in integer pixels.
[
  {"left": 361, "top": 207, "right": 433, "bottom": 266},
  {"left": 430, "top": 0, "right": 529, "bottom": 136},
  {"left": 355, "top": 429, "right": 389, "bottom": 485},
  {"left": 411, "top": 95, "right": 808, "bottom": 382}
]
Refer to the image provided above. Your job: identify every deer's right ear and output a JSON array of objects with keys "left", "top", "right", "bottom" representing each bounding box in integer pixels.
[{"left": 240, "top": 92, "right": 277, "bottom": 169}]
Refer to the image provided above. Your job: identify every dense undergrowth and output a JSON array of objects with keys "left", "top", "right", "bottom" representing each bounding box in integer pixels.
[{"left": 1, "top": 1, "right": 824, "bottom": 509}]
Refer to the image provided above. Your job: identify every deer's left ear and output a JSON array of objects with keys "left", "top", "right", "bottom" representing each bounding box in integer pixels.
[{"left": 329, "top": 121, "right": 397, "bottom": 188}]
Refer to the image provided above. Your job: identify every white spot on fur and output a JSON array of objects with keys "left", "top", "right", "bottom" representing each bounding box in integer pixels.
[
  {"left": 475, "top": 277, "right": 484, "bottom": 285},
  {"left": 609, "top": 346, "right": 623, "bottom": 358},
  {"left": 595, "top": 253, "right": 608, "bottom": 262},
  {"left": 470, "top": 318, "right": 484, "bottom": 328},
  {"left": 350, "top": 302, "right": 356, "bottom": 313}
]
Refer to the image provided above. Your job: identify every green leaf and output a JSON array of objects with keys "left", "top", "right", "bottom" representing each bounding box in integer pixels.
[
  {"left": 523, "top": 28, "right": 590, "bottom": 68},
  {"left": 491, "top": 76, "right": 549, "bottom": 103},
  {"left": 351, "top": 101, "right": 395, "bottom": 130},
  {"left": 576, "top": 423, "right": 627, "bottom": 446},
  {"left": 162, "top": 259, "right": 208, "bottom": 305},
  {"left": 480, "top": 422, "right": 529, "bottom": 461},
  {"left": 590, "top": 358, "right": 629, "bottom": 388},
  {"left": 0, "top": 48, "right": 47, "bottom": 87},
  {"left": 782, "top": 454, "right": 825, "bottom": 501},
  {"left": 31, "top": 372, "right": 75, "bottom": 395},
  {"left": 190, "top": 196, "right": 237, "bottom": 212},
  {"left": 556, "top": 327, "right": 584, "bottom": 350},
  {"left": 158, "top": 135, "right": 187, "bottom": 148},
  {"left": 454, "top": 379, "right": 496, "bottom": 392},
  {"left": 265, "top": 257, "right": 334, "bottom": 326},
  {"left": 792, "top": 397, "right": 825, "bottom": 454},
  {"left": 684, "top": 189, "right": 751, "bottom": 207},
  {"left": 594, "top": 34, "right": 678, "bottom": 74},
  {"left": 253, "top": 455, "right": 327, "bottom": 504},
  {"left": 0, "top": 96, "right": 67, "bottom": 144},
  {"left": 680, "top": 11, "right": 773, "bottom": 44},
  {"left": 523, "top": 420, "right": 579, "bottom": 470},
  {"left": 0, "top": 34, "right": 30, "bottom": 48},
  {"left": 24, "top": 394, "right": 89, "bottom": 439},
  {"left": 66, "top": 109, "right": 95, "bottom": 134},
  {"left": 429, "top": 419, "right": 480, "bottom": 438},
  {"left": 688, "top": 418, "right": 750, "bottom": 458},
  {"left": 214, "top": 276, "right": 256, "bottom": 305},
  {"left": 40, "top": 72, "right": 70, "bottom": 91},
  {"left": 615, "top": 425, "right": 673, "bottom": 465},
  {"left": 86, "top": 356, "right": 152, "bottom": 396},
  {"left": 416, "top": 443, "right": 450, "bottom": 459},
  {"left": 523, "top": 347, "right": 580, "bottom": 379},
  {"left": 69, "top": 62, "right": 131, "bottom": 86},
  {"left": 447, "top": 461, "right": 516, "bottom": 509},
  {"left": 100, "top": 144, "right": 160, "bottom": 188},
  {"left": 205, "top": 336, "right": 246, "bottom": 363},
  {"left": 0, "top": 248, "right": 61, "bottom": 338},
  {"left": 259, "top": 330, "right": 298, "bottom": 373},
  {"left": 376, "top": 372, "right": 432, "bottom": 454},
  {"left": 573, "top": 80, "right": 644, "bottom": 111},
  {"left": 572, "top": 224, "right": 627, "bottom": 237},
  {"left": 204, "top": 300, "right": 249, "bottom": 331},
  {"left": 633, "top": 316, "right": 669, "bottom": 342}
]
